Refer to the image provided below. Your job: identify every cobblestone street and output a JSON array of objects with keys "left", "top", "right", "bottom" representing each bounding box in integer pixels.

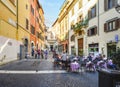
[{"left": 0, "top": 54, "right": 98, "bottom": 87}]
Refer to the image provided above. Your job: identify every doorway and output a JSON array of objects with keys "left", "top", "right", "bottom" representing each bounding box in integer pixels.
[
  {"left": 107, "top": 43, "right": 116, "bottom": 58},
  {"left": 78, "top": 38, "right": 83, "bottom": 56}
]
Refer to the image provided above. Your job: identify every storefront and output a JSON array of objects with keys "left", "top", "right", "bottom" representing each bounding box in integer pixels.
[
  {"left": 107, "top": 42, "right": 116, "bottom": 58},
  {"left": 88, "top": 43, "right": 99, "bottom": 56},
  {"left": 59, "top": 40, "right": 68, "bottom": 53}
]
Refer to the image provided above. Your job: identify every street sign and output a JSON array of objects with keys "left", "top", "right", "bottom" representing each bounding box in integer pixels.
[{"left": 115, "top": 35, "right": 119, "bottom": 43}]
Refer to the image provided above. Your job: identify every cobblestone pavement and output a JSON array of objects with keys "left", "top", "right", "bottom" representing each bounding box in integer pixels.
[{"left": 0, "top": 53, "right": 98, "bottom": 87}]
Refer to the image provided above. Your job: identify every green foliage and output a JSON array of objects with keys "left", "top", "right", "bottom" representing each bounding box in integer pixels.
[
  {"left": 111, "top": 47, "right": 120, "bottom": 69},
  {"left": 78, "top": 49, "right": 83, "bottom": 56},
  {"left": 73, "top": 18, "right": 88, "bottom": 32}
]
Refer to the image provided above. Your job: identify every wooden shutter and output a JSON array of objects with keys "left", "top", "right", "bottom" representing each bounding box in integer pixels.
[
  {"left": 95, "top": 26, "right": 97, "bottom": 35},
  {"left": 87, "top": 30, "right": 90, "bottom": 36},
  {"left": 104, "top": 0, "right": 107, "bottom": 11},
  {"left": 104, "top": 23, "right": 107, "bottom": 32},
  {"left": 95, "top": 5, "right": 96, "bottom": 17},
  {"left": 112, "top": 0, "right": 116, "bottom": 7},
  {"left": 119, "top": 18, "right": 120, "bottom": 28},
  {"left": 115, "top": 18, "right": 120, "bottom": 29},
  {"left": 88, "top": 10, "right": 91, "bottom": 20}
]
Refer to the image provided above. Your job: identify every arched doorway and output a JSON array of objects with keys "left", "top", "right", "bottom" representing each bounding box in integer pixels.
[
  {"left": 24, "top": 38, "right": 28, "bottom": 52},
  {"left": 31, "top": 41, "right": 34, "bottom": 56}
]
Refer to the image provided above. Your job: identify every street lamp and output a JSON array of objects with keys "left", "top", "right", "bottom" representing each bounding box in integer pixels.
[{"left": 115, "top": 0, "right": 120, "bottom": 13}]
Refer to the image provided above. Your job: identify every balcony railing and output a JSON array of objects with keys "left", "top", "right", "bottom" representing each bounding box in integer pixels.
[{"left": 72, "top": 18, "right": 88, "bottom": 32}]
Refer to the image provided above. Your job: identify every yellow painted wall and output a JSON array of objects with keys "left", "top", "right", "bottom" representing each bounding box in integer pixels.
[
  {"left": 18, "top": 0, "right": 30, "bottom": 40},
  {"left": 18, "top": 0, "right": 30, "bottom": 52},
  {"left": 0, "top": 1, "right": 16, "bottom": 22},
  {"left": 0, "top": 1, "right": 17, "bottom": 39},
  {"left": 18, "top": 26, "right": 30, "bottom": 42},
  {"left": 0, "top": 19, "right": 16, "bottom": 39},
  {"left": 18, "top": 0, "right": 29, "bottom": 30}
]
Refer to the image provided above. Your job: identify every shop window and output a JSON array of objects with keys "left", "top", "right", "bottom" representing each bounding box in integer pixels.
[
  {"left": 107, "top": 43, "right": 116, "bottom": 57},
  {"left": 71, "top": 46, "right": 75, "bottom": 55},
  {"left": 88, "top": 43, "right": 99, "bottom": 53}
]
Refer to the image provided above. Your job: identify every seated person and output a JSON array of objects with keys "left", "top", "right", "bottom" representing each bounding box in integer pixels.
[
  {"left": 107, "top": 59, "right": 117, "bottom": 70},
  {"left": 70, "top": 60, "right": 80, "bottom": 72}
]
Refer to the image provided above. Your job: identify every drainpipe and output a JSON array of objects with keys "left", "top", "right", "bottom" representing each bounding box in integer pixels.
[
  {"left": 98, "top": 0, "right": 99, "bottom": 35},
  {"left": 16, "top": 0, "right": 18, "bottom": 40}
]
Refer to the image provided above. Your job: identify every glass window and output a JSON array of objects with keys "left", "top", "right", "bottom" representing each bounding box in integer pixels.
[
  {"left": 108, "top": 0, "right": 113, "bottom": 9},
  {"left": 26, "top": 4, "right": 28, "bottom": 10},
  {"left": 31, "top": 25, "right": 35, "bottom": 35},
  {"left": 108, "top": 21, "right": 116, "bottom": 31},
  {"left": 26, "top": 19, "right": 29, "bottom": 29},
  {"left": 91, "top": 6, "right": 96, "bottom": 18}
]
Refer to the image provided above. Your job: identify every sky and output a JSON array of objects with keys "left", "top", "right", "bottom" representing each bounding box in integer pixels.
[{"left": 39, "top": 0, "right": 65, "bottom": 28}]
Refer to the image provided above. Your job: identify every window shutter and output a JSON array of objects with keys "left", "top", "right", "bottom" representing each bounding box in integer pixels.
[
  {"left": 104, "top": 0, "right": 107, "bottom": 11},
  {"left": 87, "top": 30, "right": 90, "bottom": 36},
  {"left": 115, "top": 18, "right": 120, "bottom": 29},
  {"left": 112, "top": 0, "right": 116, "bottom": 7},
  {"left": 95, "top": 5, "right": 96, "bottom": 17},
  {"left": 88, "top": 10, "right": 91, "bottom": 20},
  {"left": 104, "top": 23, "right": 107, "bottom": 32},
  {"left": 95, "top": 26, "right": 97, "bottom": 34},
  {"left": 114, "top": 0, "right": 117, "bottom": 7},
  {"left": 119, "top": 19, "right": 120, "bottom": 28}
]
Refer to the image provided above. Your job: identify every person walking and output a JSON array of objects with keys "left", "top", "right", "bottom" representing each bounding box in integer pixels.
[
  {"left": 61, "top": 52, "right": 67, "bottom": 69},
  {"left": 34, "top": 49, "right": 37, "bottom": 59},
  {"left": 44, "top": 50, "right": 48, "bottom": 59},
  {"left": 41, "top": 50, "right": 44, "bottom": 59},
  {"left": 31, "top": 48, "right": 34, "bottom": 57},
  {"left": 37, "top": 49, "right": 41, "bottom": 59}
]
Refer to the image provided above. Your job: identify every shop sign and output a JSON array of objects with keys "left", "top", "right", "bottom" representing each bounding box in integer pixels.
[{"left": 115, "top": 35, "right": 119, "bottom": 43}]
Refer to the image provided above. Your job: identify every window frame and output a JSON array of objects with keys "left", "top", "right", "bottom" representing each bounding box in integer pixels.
[
  {"left": 104, "top": 18, "right": 120, "bottom": 32},
  {"left": 31, "top": 25, "right": 35, "bottom": 35},
  {"left": 88, "top": 5, "right": 96, "bottom": 20},
  {"left": 104, "top": 0, "right": 117, "bottom": 11},
  {"left": 26, "top": 19, "right": 29, "bottom": 30},
  {"left": 87, "top": 26, "right": 97, "bottom": 36}
]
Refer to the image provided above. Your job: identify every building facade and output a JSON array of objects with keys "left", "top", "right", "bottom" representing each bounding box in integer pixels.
[
  {"left": 0, "top": 0, "right": 45, "bottom": 64},
  {"left": 30, "top": 0, "right": 45, "bottom": 56},
  {"left": 52, "top": 0, "right": 120, "bottom": 57},
  {"left": 57, "top": 0, "right": 70, "bottom": 53},
  {"left": 18, "top": 0, "right": 30, "bottom": 58},
  {"left": 0, "top": 0, "right": 21, "bottom": 64}
]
